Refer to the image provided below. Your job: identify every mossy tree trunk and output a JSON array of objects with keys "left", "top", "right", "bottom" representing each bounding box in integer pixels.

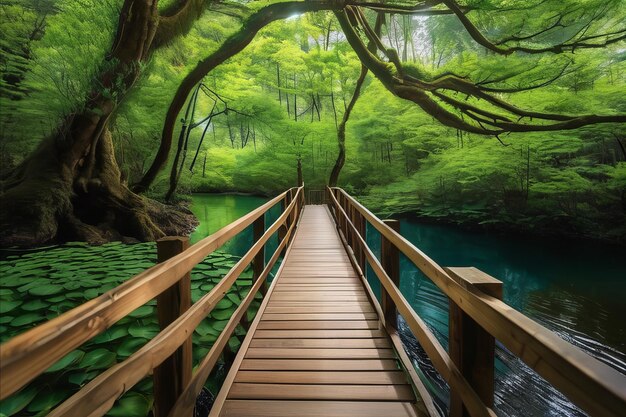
[{"left": 0, "top": 0, "right": 202, "bottom": 247}]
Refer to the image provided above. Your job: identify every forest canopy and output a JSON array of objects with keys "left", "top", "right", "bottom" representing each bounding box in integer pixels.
[{"left": 0, "top": 0, "right": 625, "bottom": 245}]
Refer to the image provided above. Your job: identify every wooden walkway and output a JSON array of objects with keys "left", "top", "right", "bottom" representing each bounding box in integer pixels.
[{"left": 211, "top": 205, "right": 424, "bottom": 417}]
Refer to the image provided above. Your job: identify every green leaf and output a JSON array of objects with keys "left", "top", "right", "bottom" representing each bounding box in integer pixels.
[
  {"left": 107, "top": 393, "right": 151, "bottom": 417},
  {"left": 68, "top": 370, "right": 99, "bottom": 386},
  {"left": 128, "top": 306, "right": 154, "bottom": 318},
  {"left": 128, "top": 323, "right": 159, "bottom": 339},
  {"left": 29, "top": 285, "right": 63, "bottom": 296},
  {"left": 10, "top": 313, "right": 44, "bottom": 327},
  {"left": 26, "top": 389, "right": 70, "bottom": 413},
  {"left": 79, "top": 348, "right": 116, "bottom": 370},
  {"left": 215, "top": 298, "right": 233, "bottom": 310},
  {"left": 45, "top": 350, "right": 84, "bottom": 373},
  {"left": 0, "top": 386, "right": 38, "bottom": 416},
  {"left": 117, "top": 338, "right": 146, "bottom": 358},
  {"left": 0, "top": 300, "right": 21, "bottom": 314},
  {"left": 21, "top": 299, "right": 48, "bottom": 311}
]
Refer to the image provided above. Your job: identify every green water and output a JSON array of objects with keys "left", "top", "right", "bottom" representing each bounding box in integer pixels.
[{"left": 189, "top": 194, "right": 280, "bottom": 261}]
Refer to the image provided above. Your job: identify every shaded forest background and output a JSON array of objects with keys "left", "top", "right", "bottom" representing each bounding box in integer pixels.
[{"left": 1, "top": 0, "right": 625, "bottom": 242}]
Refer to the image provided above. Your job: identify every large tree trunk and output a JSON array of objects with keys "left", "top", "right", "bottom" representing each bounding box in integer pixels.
[{"left": 0, "top": 0, "right": 196, "bottom": 247}]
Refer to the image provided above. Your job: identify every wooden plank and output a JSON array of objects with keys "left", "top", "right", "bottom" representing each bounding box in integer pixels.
[
  {"left": 220, "top": 400, "right": 420, "bottom": 417},
  {"left": 253, "top": 330, "right": 386, "bottom": 339},
  {"left": 209, "top": 202, "right": 305, "bottom": 417},
  {"left": 261, "top": 313, "right": 379, "bottom": 321},
  {"left": 245, "top": 348, "right": 397, "bottom": 359},
  {"left": 274, "top": 284, "right": 363, "bottom": 289},
  {"left": 228, "top": 383, "right": 415, "bottom": 401},
  {"left": 249, "top": 338, "right": 391, "bottom": 349},
  {"left": 240, "top": 359, "right": 401, "bottom": 371},
  {"left": 257, "top": 321, "right": 380, "bottom": 330},
  {"left": 270, "top": 294, "right": 368, "bottom": 302},
  {"left": 264, "top": 307, "right": 375, "bottom": 314},
  {"left": 234, "top": 370, "right": 408, "bottom": 384},
  {"left": 266, "top": 302, "right": 373, "bottom": 307}
]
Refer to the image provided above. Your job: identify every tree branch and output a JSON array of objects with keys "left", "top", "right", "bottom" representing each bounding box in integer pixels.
[{"left": 442, "top": 0, "right": 626, "bottom": 55}]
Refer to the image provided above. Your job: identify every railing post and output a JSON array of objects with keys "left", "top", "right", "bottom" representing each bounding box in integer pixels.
[
  {"left": 253, "top": 215, "right": 266, "bottom": 295},
  {"left": 446, "top": 267, "right": 503, "bottom": 417},
  {"left": 359, "top": 212, "right": 367, "bottom": 271},
  {"left": 381, "top": 220, "right": 400, "bottom": 330},
  {"left": 154, "top": 237, "right": 193, "bottom": 417},
  {"left": 278, "top": 195, "right": 287, "bottom": 254}
]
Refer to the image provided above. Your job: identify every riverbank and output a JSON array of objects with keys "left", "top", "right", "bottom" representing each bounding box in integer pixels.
[{"left": 356, "top": 192, "right": 626, "bottom": 245}]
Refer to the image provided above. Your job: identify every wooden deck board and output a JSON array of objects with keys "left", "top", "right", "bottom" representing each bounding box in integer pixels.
[{"left": 213, "top": 205, "right": 424, "bottom": 417}]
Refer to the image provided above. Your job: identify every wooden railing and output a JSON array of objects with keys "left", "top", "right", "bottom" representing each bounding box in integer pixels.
[
  {"left": 0, "top": 186, "right": 305, "bottom": 417},
  {"left": 327, "top": 187, "right": 626, "bottom": 417}
]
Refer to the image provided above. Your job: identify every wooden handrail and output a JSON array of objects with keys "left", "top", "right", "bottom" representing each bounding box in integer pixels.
[
  {"left": 327, "top": 188, "right": 495, "bottom": 417},
  {"left": 329, "top": 187, "right": 626, "bottom": 417},
  {"left": 47, "top": 186, "right": 304, "bottom": 417},
  {"left": 0, "top": 187, "right": 302, "bottom": 402},
  {"left": 168, "top": 204, "right": 300, "bottom": 417}
]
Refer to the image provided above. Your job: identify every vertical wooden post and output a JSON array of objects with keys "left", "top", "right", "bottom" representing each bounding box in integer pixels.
[
  {"left": 380, "top": 220, "right": 400, "bottom": 330},
  {"left": 278, "top": 195, "right": 287, "bottom": 254},
  {"left": 358, "top": 212, "right": 367, "bottom": 271},
  {"left": 446, "top": 267, "right": 503, "bottom": 417},
  {"left": 154, "top": 237, "right": 192, "bottom": 417},
  {"left": 253, "top": 214, "right": 266, "bottom": 295}
]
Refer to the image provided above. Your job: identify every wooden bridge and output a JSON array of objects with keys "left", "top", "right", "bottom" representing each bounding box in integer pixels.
[{"left": 1, "top": 186, "right": 625, "bottom": 417}]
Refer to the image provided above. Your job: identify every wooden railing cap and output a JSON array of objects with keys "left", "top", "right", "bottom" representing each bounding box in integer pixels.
[{"left": 445, "top": 267, "right": 503, "bottom": 299}]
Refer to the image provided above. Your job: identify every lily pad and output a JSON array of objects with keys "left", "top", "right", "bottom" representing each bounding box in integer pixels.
[
  {"left": 0, "top": 300, "right": 21, "bottom": 314},
  {"left": 194, "top": 321, "right": 218, "bottom": 337},
  {"left": 26, "top": 389, "right": 70, "bottom": 413},
  {"left": 92, "top": 327, "right": 129, "bottom": 344},
  {"left": 211, "top": 309, "right": 234, "bottom": 320},
  {"left": 79, "top": 348, "right": 116, "bottom": 370},
  {"left": 117, "top": 338, "right": 146, "bottom": 358},
  {"left": 226, "top": 293, "right": 241, "bottom": 304},
  {"left": 215, "top": 298, "right": 233, "bottom": 310},
  {"left": 21, "top": 299, "right": 49, "bottom": 311},
  {"left": 107, "top": 393, "right": 151, "bottom": 417},
  {"left": 10, "top": 312, "right": 44, "bottom": 327},
  {"left": 84, "top": 288, "right": 100, "bottom": 299},
  {"left": 29, "top": 285, "right": 63, "bottom": 297},
  {"left": 46, "top": 350, "right": 84, "bottom": 373},
  {"left": 0, "top": 288, "right": 13, "bottom": 297},
  {"left": 68, "top": 370, "right": 99, "bottom": 386},
  {"left": 128, "top": 323, "right": 160, "bottom": 339},
  {"left": 128, "top": 306, "right": 154, "bottom": 319},
  {"left": 0, "top": 385, "right": 38, "bottom": 416}
]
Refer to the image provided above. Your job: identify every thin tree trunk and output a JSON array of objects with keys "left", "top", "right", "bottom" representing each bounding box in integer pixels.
[{"left": 328, "top": 65, "right": 367, "bottom": 187}]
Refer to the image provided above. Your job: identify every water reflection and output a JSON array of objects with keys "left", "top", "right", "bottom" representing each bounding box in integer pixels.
[{"left": 190, "top": 194, "right": 280, "bottom": 261}]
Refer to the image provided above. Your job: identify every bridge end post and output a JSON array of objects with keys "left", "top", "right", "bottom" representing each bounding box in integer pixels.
[
  {"left": 381, "top": 220, "right": 400, "bottom": 330},
  {"left": 446, "top": 266, "right": 503, "bottom": 417},
  {"left": 154, "top": 237, "right": 193, "bottom": 417}
]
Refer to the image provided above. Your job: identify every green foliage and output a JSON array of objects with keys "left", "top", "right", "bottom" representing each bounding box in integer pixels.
[{"left": 0, "top": 3, "right": 624, "bottom": 243}]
